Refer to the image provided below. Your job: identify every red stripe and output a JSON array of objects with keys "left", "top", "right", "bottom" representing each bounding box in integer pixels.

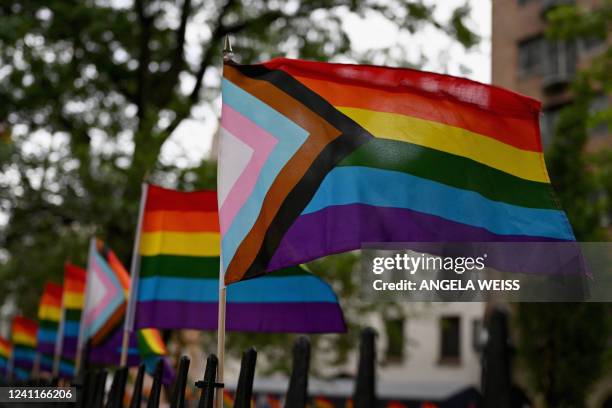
[
  {"left": 12, "top": 317, "right": 38, "bottom": 336},
  {"left": 64, "top": 263, "right": 86, "bottom": 283},
  {"left": 42, "top": 282, "right": 63, "bottom": 303},
  {"left": 262, "top": 58, "right": 543, "bottom": 152},
  {"left": 145, "top": 184, "right": 218, "bottom": 212}
]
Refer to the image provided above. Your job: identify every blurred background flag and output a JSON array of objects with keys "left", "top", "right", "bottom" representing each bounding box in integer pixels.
[
  {"left": 59, "top": 262, "right": 86, "bottom": 378},
  {"left": 36, "top": 281, "right": 62, "bottom": 373},
  {"left": 11, "top": 316, "right": 37, "bottom": 377},
  {"left": 0, "top": 336, "right": 10, "bottom": 379},
  {"left": 131, "top": 184, "right": 345, "bottom": 333},
  {"left": 80, "top": 239, "right": 130, "bottom": 347},
  {"left": 218, "top": 58, "right": 578, "bottom": 284},
  {"left": 74, "top": 238, "right": 173, "bottom": 381}
]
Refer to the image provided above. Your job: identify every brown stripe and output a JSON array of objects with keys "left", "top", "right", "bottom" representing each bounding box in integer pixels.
[{"left": 223, "top": 65, "right": 342, "bottom": 283}]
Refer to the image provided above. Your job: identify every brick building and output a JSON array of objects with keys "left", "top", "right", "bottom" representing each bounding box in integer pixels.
[{"left": 492, "top": 0, "right": 610, "bottom": 151}]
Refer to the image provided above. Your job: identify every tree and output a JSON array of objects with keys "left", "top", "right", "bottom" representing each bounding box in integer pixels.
[
  {"left": 516, "top": 2, "right": 612, "bottom": 406},
  {"left": 0, "top": 0, "right": 477, "bottom": 372}
]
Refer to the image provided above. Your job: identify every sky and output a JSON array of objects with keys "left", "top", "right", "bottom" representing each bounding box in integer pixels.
[{"left": 159, "top": 0, "right": 492, "bottom": 168}]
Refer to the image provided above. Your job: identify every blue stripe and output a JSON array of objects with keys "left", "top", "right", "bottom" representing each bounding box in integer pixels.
[
  {"left": 37, "top": 328, "right": 58, "bottom": 344},
  {"left": 63, "top": 321, "right": 80, "bottom": 337},
  {"left": 13, "top": 367, "right": 29, "bottom": 380},
  {"left": 138, "top": 275, "right": 338, "bottom": 303},
  {"left": 303, "top": 166, "right": 574, "bottom": 240},
  {"left": 59, "top": 361, "right": 75, "bottom": 377},
  {"left": 85, "top": 249, "right": 125, "bottom": 339},
  {"left": 13, "top": 348, "right": 36, "bottom": 362},
  {"left": 221, "top": 79, "right": 309, "bottom": 270}
]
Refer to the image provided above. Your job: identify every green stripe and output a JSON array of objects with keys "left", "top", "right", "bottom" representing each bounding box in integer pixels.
[
  {"left": 140, "top": 255, "right": 219, "bottom": 279},
  {"left": 261, "top": 265, "right": 310, "bottom": 278},
  {"left": 38, "top": 320, "right": 59, "bottom": 330},
  {"left": 338, "top": 138, "right": 557, "bottom": 210},
  {"left": 64, "top": 309, "right": 81, "bottom": 321}
]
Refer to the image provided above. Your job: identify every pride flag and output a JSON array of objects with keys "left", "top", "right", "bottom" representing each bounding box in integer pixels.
[
  {"left": 59, "top": 263, "right": 86, "bottom": 377},
  {"left": 11, "top": 316, "right": 37, "bottom": 374},
  {"left": 0, "top": 336, "right": 10, "bottom": 378},
  {"left": 37, "top": 282, "right": 62, "bottom": 372},
  {"left": 81, "top": 239, "right": 130, "bottom": 346},
  {"left": 218, "top": 58, "right": 577, "bottom": 284},
  {"left": 133, "top": 184, "right": 345, "bottom": 333}
]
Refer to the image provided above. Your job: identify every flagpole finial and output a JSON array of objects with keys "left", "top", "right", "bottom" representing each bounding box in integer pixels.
[{"left": 223, "top": 35, "right": 233, "bottom": 62}]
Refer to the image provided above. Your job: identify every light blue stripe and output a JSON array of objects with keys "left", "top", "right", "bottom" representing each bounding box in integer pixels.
[
  {"left": 303, "top": 166, "right": 573, "bottom": 240},
  {"left": 221, "top": 79, "right": 308, "bottom": 270},
  {"left": 138, "top": 275, "right": 338, "bottom": 303},
  {"left": 63, "top": 321, "right": 80, "bottom": 337},
  {"left": 85, "top": 249, "right": 125, "bottom": 339},
  {"left": 37, "top": 328, "right": 58, "bottom": 344}
]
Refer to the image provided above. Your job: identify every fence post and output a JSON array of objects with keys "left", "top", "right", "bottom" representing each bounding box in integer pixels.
[
  {"left": 129, "top": 364, "right": 146, "bottom": 408},
  {"left": 482, "top": 308, "right": 512, "bottom": 408},
  {"left": 83, "top": 370, "right": 98, "bottom": 408},
  {"left": 93, "top": 369, "right": 108, "bottom": 408},
  {"left": 106, "top": 367, "right": 128, "bottom": 408},
  {"left": 233, "top": 347, "right": 257, "bottom": 408},
  {"left": 196, "top": 354, "right": 218, "bottom": 408},
  {"left": 170, "top": 356, "right": 191, "bottom": 408},
  {"left": 74, "top": 369, "right": 90, "bottom": 408},
  {"left": 146, "top": 359, "right": 164, "bottom": 408},
  {"left": 284, "top": 337, "right": 310, "bottom": 408},
  {"left": 353, "top": 328, "right": 377, "bottom": 408}
]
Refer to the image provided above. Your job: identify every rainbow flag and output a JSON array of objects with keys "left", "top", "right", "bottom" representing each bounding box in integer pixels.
[
  {"left": 0, "top": 336, "right": 10, "bottom": 378},
  {"left": 11, "top": 316, "right": 37, "bottom": 374},
  {"left": 81, "top": 239, "right": 130, "bottom": 346},
  {"left": 218, "top": 58, "right": 577, "bottom": 284},
  {"left": 59, "top": 263, "right": 86, "bottom": 377},
  {"left": 37, "top": 282, "right": 62, "bottom": 372},
  {"left": 134, "top": 184, "right": 345, "bottom": 333}
]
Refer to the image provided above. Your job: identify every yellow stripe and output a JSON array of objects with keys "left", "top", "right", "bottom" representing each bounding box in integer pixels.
[
  {"left": 38, "top": 306, "right": 61, "bottom": 322},
  {"left": 63, "top": 293, "right": 84, "bottom": 309},
  {"left": 140, "top": 329, "right": 167, "bottom": 355},
  {"left": 12, "top": 333, "right": 36, "bottom": 348},
  {"left": 139, "top": 232, "right": 221, "bottom": 257},
  {"left": 337, "top": 107, "right": 550, "bottom": 183}
]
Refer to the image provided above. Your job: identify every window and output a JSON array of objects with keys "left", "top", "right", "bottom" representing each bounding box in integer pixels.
[
  {"left": 540, "top": 105, "right": 565, "bottom": 149},
  {"left": 543, "top": 40, "right": 576, "bottom": 80},
  {"left": 518, "top": 37, "right": 544, "bottom": 77},
  {"left": 385, "top": 318, "right": 405, "bottom": 362},
  {"left": 439, "top": 316, "right": 461, "bottom": 364}
]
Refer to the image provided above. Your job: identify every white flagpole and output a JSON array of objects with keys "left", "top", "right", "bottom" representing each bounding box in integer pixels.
[
  {"left": 216, "top": 35, "right": 233, "bottom": 408},
  {"left": 121, "top": 182, "right": 149, "bottom": 367},
  {"left": 75, "top": 238, "right": 96, "bottom": 374},
  {"left": 52, "top": 283, "right": 66, "bottom": 377}
]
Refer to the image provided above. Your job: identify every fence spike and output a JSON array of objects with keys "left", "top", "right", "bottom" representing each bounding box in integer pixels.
[
  {"left": 147, "top": 359, "right": 164, "bottom": 408},
  {"left": 234, "top": 347, "right": 257, "bottom": 408},
  {"left": 129, "top": 364, "right": 146, "bottom": 408},
  {"left": 196, "top": 354, "right": 218, "bottom": 408},
  {"left": 170, "top": 356, "right": 191, "bottom": 408},
  {"left": 284, "top": 337, "right": 310, "bottom": 408},
  {"left": 106, "top": 367, "right": 128, "bottom": 408},
  {"left": 353, "top": 328, "right": 377, "bottom": 408}
]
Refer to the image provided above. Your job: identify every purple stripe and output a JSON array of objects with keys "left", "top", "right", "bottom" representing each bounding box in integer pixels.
[
  {"left": 136, "top": 301, "right": 347, "bottom": 333},
  {"left": 268, "top": 204, "right": 581, "bottom": 275},
  {"left": 62, "top": 338, "right": 78, "bottom": 359},
  {"left": 37, "top": 343, "right": 55, "bottom": 355}
]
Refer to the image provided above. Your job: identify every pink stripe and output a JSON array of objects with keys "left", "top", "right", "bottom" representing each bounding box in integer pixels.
[
  {"left": 219, "top": 104, "right": 277, "bottom": 234},
  {"left": 84, "top": 259, "right": 118, "bottom": 328}
]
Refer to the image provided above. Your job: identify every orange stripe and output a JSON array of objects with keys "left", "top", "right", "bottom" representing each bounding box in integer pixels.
[
  {"left": 293, "top": 75, "right": 541, "bottom": 152},
  {"left": 142, "top": 210, "right": 220, "bottom": 233},
  {"left": 64, "top": 280, "right": 85, "bottom": 294}
]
